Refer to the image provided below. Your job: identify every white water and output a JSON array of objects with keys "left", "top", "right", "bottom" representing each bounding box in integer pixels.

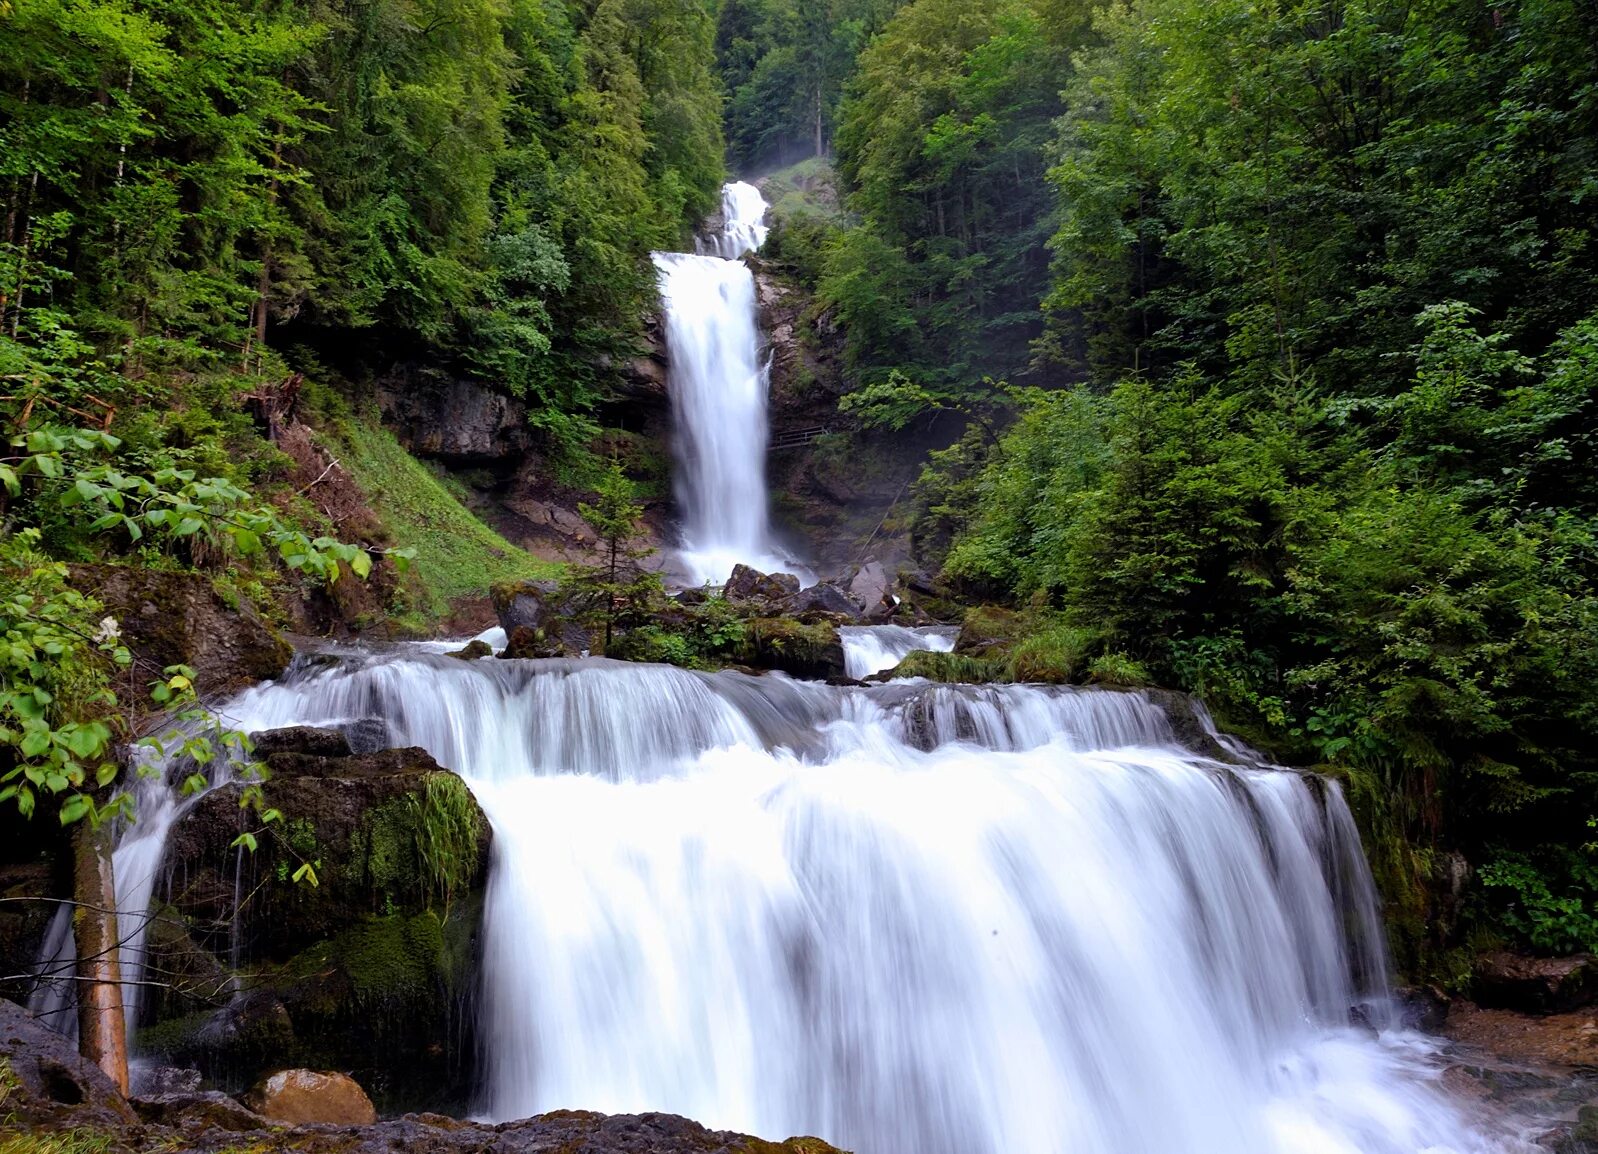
[
  {"left": 840, "top": 624, "right": 959, "bottom": 679},
  {"left": 655, "top": 182, "right": 795, "bottom": 586},
  {"left": 202, "top": 649, "right": 1530, "bottom": 1154},
  {"left": 28, "top": 746, "right": 229, "bottom": 1040}
]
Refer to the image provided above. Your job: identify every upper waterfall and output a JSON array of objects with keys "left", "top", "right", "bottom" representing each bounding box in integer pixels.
[{"left": 654, "top": 181, "right": 797, "bottom": 586}]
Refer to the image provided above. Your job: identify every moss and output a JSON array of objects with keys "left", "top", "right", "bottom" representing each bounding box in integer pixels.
[
  {"left": 333, "top": 414, "right": 562, "bottom": 620},
  {"left": 887, "top": 650, "right": 1001, "bottom": 684},
  {"left": 350, "top": 773, "right": 485, "bottom": 912},
  {"left": 339, "top": 913, "right": 447, "bottom": 1006}
]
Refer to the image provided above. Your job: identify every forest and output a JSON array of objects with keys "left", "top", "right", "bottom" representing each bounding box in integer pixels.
[{"left": 5, "top": 0, "right": 1598, "bottom": 1135}]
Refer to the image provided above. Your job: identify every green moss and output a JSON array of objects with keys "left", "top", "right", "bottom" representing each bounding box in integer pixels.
[
  {"left": 887, "top": 650, "right": 1001, "bottom": 684},
  {"left": 333, "top": 414, "right": 562, "bottom": 619},
  {"left": 351, "top": 773, "right": 485, "bottom": 912},
  {"left": 340, "top": 913, "right": 446, "bottom": 1005}
]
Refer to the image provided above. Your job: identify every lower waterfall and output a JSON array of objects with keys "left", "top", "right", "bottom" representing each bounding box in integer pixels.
[{"left": 201, "top": 648, "right": 1528, "bottom": 1154}]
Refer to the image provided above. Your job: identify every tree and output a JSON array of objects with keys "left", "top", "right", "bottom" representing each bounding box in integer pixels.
[{"left": 575, "top": 459, "right": 657, "bottom": 649}]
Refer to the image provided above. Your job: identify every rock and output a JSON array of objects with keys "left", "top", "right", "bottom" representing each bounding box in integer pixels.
[
  {"left": 163, "top": 745, "right": 490, "bottom": 961},
  {"left": 847, "top": 561, "right": 891, "bottom": 618},
  {"left": 243, "top": 1069, "right": 378, "bottom": 1125},
  {"left": 133, "top": 1089, "right": 268, "bottom": 1131},
  {"left": 250, "top": 726, "right": 353, "bottom": 758},
  {"left": 133, "top": 1065, "right": 202, "bottom": 1096},
  {"left": 447, "top": 639, "right": 493, "bottom": 660},
  {"left": 725, "top": 565, "right": 800, "bottom": 603},
  {"left": 784, "top": 583, "right": 861, "bottom": 621},
  {"left": 492, "top": 580, "right": 588, "bottom": 657},
  {"left": 338, "top": 717, "right": 395, "bottom": 755},
  {"left": 1475, "top": 952, "right": 1598, "bottom": 1013},
  {"left": 377, "top": 367, "right": 532, "bottom": 464},
  {"left": 68, "top": 563, "right": 292, "bottom": 697},
  {"left": 737, "top": 617, "right": 845, "bottom": 680},
  {"left": 150, "top": 746, "right": 493, "bottom": 1111},
  {"left": 1394, "top": 985, "right": 1451, "bottom": 1032},
  {"left": 0, "top": 997, "right": 137, "bottom": 1130}
]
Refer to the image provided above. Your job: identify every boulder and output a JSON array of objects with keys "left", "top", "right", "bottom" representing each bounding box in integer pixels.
[
  {"left": 1474, "top": 952, "right": 1598, "bottom": 1013},
  {"left": 250, "top": 726, "right": 352, "bottom": 758},
  {"left": 0, "top": 997, "right": 137, "bottom": 1131},
  {"left": 847, "top": 561, "right": 892, "bottom": 618},
  {"left": 68, "top": 563, "right": 292, "bottom": 697},
  {"left": 149, "top": 744, "right": 492, "bottom": 1112},
  {"left": 447, "top": 639, "right": 493, "bottom": 660},
  {"left": 492, "top": 580, "right": 588, "bottom": 657},
  {"left": 784, "top": 583, "right": 860, "bottom": 621},
  {"left": 243, "top": 1069, "right": 378, "bottom": 1125},
  {"left": 725, "top": 564, "right": 801, "bottom": 603},
  {"left": 737, "top": 617, "right": 845, "bottom": 680},
  {"left": 133, "top": 1089, "right": 269, "bottom": 1131}
]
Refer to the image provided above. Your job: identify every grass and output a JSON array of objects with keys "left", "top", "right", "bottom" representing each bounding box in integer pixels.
[{"left": 333, "top": 415, "right": 562, "bottom": 623}]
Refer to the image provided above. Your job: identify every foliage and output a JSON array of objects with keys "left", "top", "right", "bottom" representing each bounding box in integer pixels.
[
  {"left": 573, "top": 458, "right": 661, "bottom": 649},
  {"left": 1477, "top": 849, "right": 1598, "bottom": 956}
]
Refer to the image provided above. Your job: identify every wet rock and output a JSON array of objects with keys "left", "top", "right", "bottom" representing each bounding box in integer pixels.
[
  {"left": 250, "top": 726, "right": 352, "bottom": 758},
  {"left": 784, "top": 582, "right": 860, "bottom": 620},
  {"left": 133, "top": 1088, "right": 267, "bottom": 1131},
  {"left": 163, "top": 746, "right": 490, "bottom": 961},
  {"left": 68, "top": 563, "right": 292, "bottom": 697},
  {"left": 493, "top": 580, "right": 588, "bottom": 657},
  {"left": 243, "top": 1068, "right": 378, "bottom": 1125},
  {"left": 151, "top": 747, "right": 492, "bottom": 1111},
  {"left": 1395, "top": 985, "right": 1452, "bottom": 1031},
  {"left": 447, "top": 639, "right": 493, "bottom": 660},
  {"left": 134, "top": 1065, "right": 203, "bottom": 1096},
  {"left": 1475, "top": 952, "right": 1598, "bottom": 1013},
  {"left": 737, "top": 617, "right": 845, "bottom": 680},
  {"left": 726, "top": 565, "right": 801, "bottom": 603},
  {"left": 0, "top": 997, "right": 137, "bottom": 1130},
  {"left": 338, "top": 717, "right": 395, "bottom": 755}
]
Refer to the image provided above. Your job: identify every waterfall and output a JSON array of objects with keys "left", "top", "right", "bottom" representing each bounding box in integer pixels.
[
  {"left": 654, "top": 181, "right": 793, "bottom": 586},
  {"left": 201, "top": 649, "right": 1526, "bottom": 1154},
  {"left": 840, "top": 624, "right": 959, "bottom": 679}
]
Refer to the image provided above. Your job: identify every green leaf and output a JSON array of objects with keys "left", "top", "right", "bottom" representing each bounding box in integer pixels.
[
  {"left": 231, "top": 831, "right": 258, "bottom": 853},
  {"left": 58, "top": 794, "right": 90, "bottom": 826},
  {"left": 292, "top": 862, "right": 319, "bottom": 887},
  {"left": 19, "top": 730, "right": 49, "bottom": 759},
  {"left": 350, "top": 550, "right": 373, "bottom": 579}
]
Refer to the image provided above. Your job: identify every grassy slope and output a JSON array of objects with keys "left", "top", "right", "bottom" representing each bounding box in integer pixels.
[{"left": 334, "top": 416, "right": 561, "bottom": 626}]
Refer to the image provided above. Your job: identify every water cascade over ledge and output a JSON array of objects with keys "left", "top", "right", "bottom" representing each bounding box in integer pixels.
[
  {"left": 166, "top": 648, "right": 1532, "bottom": 1154},
  {"left": 653, "top": 181, "right": 794, "bottom": 585}
]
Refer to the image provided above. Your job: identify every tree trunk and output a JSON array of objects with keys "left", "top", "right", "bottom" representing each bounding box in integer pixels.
[{"left": 72, "top": 821, "right": 129, "bottom": 1095}]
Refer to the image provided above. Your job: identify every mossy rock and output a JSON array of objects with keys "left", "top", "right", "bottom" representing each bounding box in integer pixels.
[
  {"left": 883, "top": 650, "right": 1000, "bottom": 684},
  {"left": 67, "top": 562, "right": 292, "bottom": 696},
  {"left": 954, "top": 604, "right": 1027, "bottom": 659},
  {"left": 736, "top": 617, "right": 845, "bottom": 680},
  {"left": 162, "top": 748, "right": 490, "bottom": 965}
]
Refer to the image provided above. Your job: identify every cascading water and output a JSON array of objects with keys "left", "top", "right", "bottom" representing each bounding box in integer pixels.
[
  {"left": 654, "top": 182, "right": 794, "bottom": 586},
  {"left": 840, "top": 624, "right": 959, "bottom": 679},
  {"left": 199, "top": 648, "right": 1531, "bottom": 1154}
]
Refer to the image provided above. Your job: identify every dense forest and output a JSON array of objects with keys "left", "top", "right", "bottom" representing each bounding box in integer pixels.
[{"left": 5, "top": 0, "right": 1598, "bottom": 996}]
